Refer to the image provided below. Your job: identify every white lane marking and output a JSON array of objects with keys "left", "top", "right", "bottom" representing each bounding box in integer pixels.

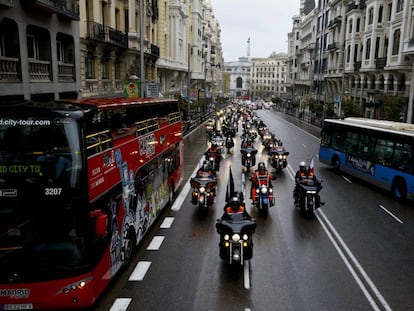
[
  {"left": 317, "top": 210, "right": 391, "bottom": 311},
  {"left": 146, "top": 236, "right": 165, "bottom": 250},
  {"left": 129, "top": 261, "right": 151, "bottom": 281},
  {"left": 171, "top": 159, "right": 203, "bottom": 211},
  {"left": 160, "top": 216, "right": 175, "bottom": 229},
  {"left": 109, "top": 298, "right": 131, "bottom": 311},
  {"left": 342, "top": 175, "right": 352, "bottom": 183},
  {"left": 244, "top": 260, "right": 250, "bottom": 289},
  {"left": 379, "top": 204, "right": 403, "bottom": 224}
]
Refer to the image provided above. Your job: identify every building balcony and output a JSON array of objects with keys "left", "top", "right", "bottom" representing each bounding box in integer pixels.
[
  {"left": 375, "top": 57, "right": 386, "bottom": 70},
  {"left": 86, "top": 22, "right": 128, "bottom": 49},
  {"left": 57, "top": 61, "right": 75, "bottom": 82},
  {"left": 0, "top": 56, "right": 20, "bottom": 82},
  {"left": 347, "top": 0, "right": 365, "bottom": 13},
  {"left": 150, "top": 44, "right": 160, "bottom": 58},
  {"left": 328, "top": 16, "right": 342, "bottom": 28},
  {"left": 402, "top": 38, "right": 414, "bottom": 55},
  {"left": 28, "top": 59, "right": 52, "bottom": 82},
  {"left": 24, "top": 0, "right": 79, "bottom": 20},
  {"left": 0, "top": 57, "right": 75, "bottom": 84},
  {"left": 327, "top": 42, "right": 338, "bottom": 52}
]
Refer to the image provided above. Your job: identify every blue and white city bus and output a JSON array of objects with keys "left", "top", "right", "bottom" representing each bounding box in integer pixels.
[{"left": 319, "top": 117, "right": 414, "bottom": 200}]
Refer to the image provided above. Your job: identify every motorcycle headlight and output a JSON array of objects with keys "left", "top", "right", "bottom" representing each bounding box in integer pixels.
[
  {"left": 269, "top": 187, "right": 273, "bottom": 193},
  {"left": 209, "top": 157, "right": 214, "bottom": 161},
  {"left": 247, "top": 153, "right": 251, "bottom": 157},
  {"left": 283, "top": 155, "right": 287, "bottom": 159},
  {"left": 269, "top": 143, "right": 274, "bottom": 148},
  {"left": 256, "top": 188, "right": 260, "bottom": 193},
  {"left": 242, "top": 234, "right": 249, "bottom": 240},
  {"left": 232, "top": 234, "right": 241, "bottom": 242},
  {"left": 278, "top": 155, "right": 283, "bottom": 159},
  {"left": 199, "top": 187, "right": 205, "bottom": 193},
  {"left": 261, "top": 187, "right": 268, "bottom": 194},
  {"left": 307, "top": 190, "right": 317, "bottom": 194},
  {"left": 224, "top": 234, "right": 230, "bottom": 240}
]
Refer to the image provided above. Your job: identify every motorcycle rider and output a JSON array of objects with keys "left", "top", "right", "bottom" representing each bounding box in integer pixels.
[
  {"left": 205, "top": 142, "right": 221, "bottom": 170},
  {"left": 241, "top": 137, "right": 255, "bottom": 149},
  {"left": 293, "top": 161, "right": 324, "bottom": 206},
  {"left": 196, "top": 160, "right": 216, "bottom": 180},
  {"left": 250, "top": 162, "right": 273, "bottom": 199},
  {"left": 223, "top": 196, "right": 251, "bottom": 219}
]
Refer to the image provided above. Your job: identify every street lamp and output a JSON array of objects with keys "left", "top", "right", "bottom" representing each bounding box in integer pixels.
[
  {"left": 187, "top": 43, "right": 191, "bottom": 119},
  {"left": 139, "top": 0, "right": 145, "bottom": 97},
  {"left": 187, "top": 43, "right": 196, "bottom": 121}
]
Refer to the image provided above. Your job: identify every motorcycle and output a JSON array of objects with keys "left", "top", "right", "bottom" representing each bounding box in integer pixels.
[
  {"left": 225, "top": 135, "right": 234, "bottom": 154},
  {"left": 210, "top": 136, "right": 225, "bottom": 153},
  {"left": 190, "top": 174, "right": 217, "bottom": 210},
  {"left": 216, "top": 213, "right": 256, "bottom": 265},
  {"left": 251, "top": 175, "right": 274, "bottom": 218},
  {"left": 269, "top": 146, "right": 289, "bottom": 174},
  {"left": 240, "top": 147, "right": 257, "bottom": 172},
  {"left": 294, "top": 178, "right": 323, "bottom": 218},
  {"left": 205, "top": 150, "right": 221, "bottom": 171}
]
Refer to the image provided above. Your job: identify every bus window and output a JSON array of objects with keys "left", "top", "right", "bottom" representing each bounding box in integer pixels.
[
  {"left": 358, "top": 135, "right": 375, "bottom": 160},
  {"left": 345, "top": 131, "right": 359, "bottom": 156},
  {"left": 374, "top": 139, "right": 394, "bottom": 166},
  {"left": 393, "top": 143, "right": 414, "bottom": 173}
]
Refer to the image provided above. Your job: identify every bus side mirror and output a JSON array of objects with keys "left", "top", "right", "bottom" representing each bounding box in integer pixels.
[{"left": 90, "top": 210, "right": 108, "bottom": 237}]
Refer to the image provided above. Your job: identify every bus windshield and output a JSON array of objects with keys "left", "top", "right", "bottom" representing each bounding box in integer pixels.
[
  {"left": 0, "top": 117, "right": 88, "bottom": 281},
  {"left": 0, "top": 117, "right": 82, "bottom": 187}
]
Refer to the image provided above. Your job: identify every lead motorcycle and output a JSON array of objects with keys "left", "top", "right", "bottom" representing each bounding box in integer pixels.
[
  {"left": 294, "top": 178, "right": 323, "bottom": 218},
  {"left": 190, "top": 173, "right": 217, "bottom": 211},
  {"left": 216, "top": 213, "right": 256, "bottom": 266},
  {"left": 269, "top": 146, "right": 289, "bottom": 174}
]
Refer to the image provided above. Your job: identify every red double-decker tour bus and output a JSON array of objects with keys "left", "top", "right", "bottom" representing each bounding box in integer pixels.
[{"left": 0, "top": 97, "right": 184, "bottom": 309}]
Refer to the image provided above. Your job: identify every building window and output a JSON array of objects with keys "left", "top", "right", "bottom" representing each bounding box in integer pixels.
[
  {"left": 0, "top": 34, "right": 4, "bottom": 57},
  {"left": 389, "top": 75, "right": 394, "bottom": 90},
  {"left": 86, "top": 52, "right": 95, "bottom": 79},
  {"left": 396, "top": 0, "right": 404, "bottom": 13},
  {"left": 392, "top": 29, "right": 400, "bottom": 55},
  {"left": 365, "top": 38, "right": 371, "bottom": 59},
  {"left": 368, "top": 7, "right": 374, "bottom": 25},
  {"left": 56, "top": 41, "right": 64, "bottom": 62},
  {"left": 102, "top": 57, "right": 109, "bottom": 79},
  {"left": 349, "top": 19, "right": 353, "bottom": 33},
  {"left": 27, "top": 35, "right": 39, "bottom": 59},
  {"left": 378, "top": 6, "right": 383, "bottom": 23},
  {"left": 236, "top": 77, "right": 243, "bottom": 88},
  {"left": 115, "top": 58, "right": 121, "bottom": 80},
  {"left": 347, "top": 45, "right": 351, "bottom": 63},
  {"left": 375, "top": 37, "right": 380, "bottom": 58},
  {"left": 387, "top": 3, "right": 392, "bottom": 21},
  {"left": 356, "top": 18, "right": 360, "bottom": 32},
  {"left": 354, "top": 44, "right": 358, "bottom": 62}
]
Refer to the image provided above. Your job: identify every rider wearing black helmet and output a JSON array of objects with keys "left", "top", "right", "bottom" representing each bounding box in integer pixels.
[
  {"left": 293, "top": 161, "right": 323, "bottom": 205},
  {"left": 223, "top": 196, "right": 251, "bottom": 219}
]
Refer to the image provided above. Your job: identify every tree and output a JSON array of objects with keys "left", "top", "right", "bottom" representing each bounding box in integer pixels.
[
  {"left": 382, "top": 95, "right": 404, "bottom": 121},
  {"left": 342, "top": 97, "right": 363, "bottom": 117}
]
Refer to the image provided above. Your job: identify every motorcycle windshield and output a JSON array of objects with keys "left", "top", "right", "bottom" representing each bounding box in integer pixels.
[{"left": 216, "top": 215, "right": 256, "bottom": 234}]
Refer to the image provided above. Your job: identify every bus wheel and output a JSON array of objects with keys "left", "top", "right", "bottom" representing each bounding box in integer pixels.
[
  {"left": 391, "top": 178, "right": 407, "bottom": 200},
  {"left": 123, "top": 227, "right": 136, "bottom": 267}
]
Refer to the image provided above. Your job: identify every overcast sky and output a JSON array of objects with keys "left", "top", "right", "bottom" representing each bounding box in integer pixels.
[{"left": 210, "top": 0, "right": 300, "bottom": 62}]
